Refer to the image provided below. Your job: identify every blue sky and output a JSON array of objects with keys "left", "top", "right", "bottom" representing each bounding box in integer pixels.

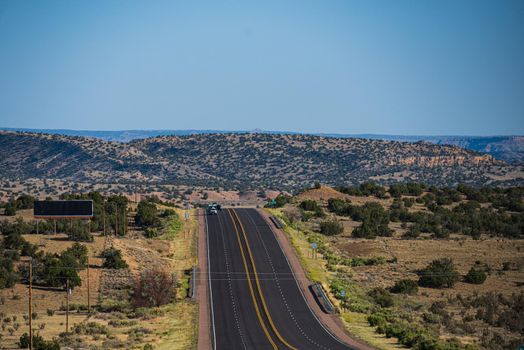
[{"left": 0, "top": 0, "right": 523, "bottom": 135}]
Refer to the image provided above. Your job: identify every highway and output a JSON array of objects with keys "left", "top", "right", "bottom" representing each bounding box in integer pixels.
[{"left": 206, "top": 208, "right": 357, "bottom": 349}]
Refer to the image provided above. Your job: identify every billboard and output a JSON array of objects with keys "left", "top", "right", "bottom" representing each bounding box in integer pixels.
[{"left": 34, "top": 200, "right": 94, "bottom": 218}]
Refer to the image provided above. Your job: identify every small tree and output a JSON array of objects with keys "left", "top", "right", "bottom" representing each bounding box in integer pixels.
[
  {"left": 4, "top": 201, "right": 17, "bottom": 216},
  {"left": 464, "top": 267, "right": 487, "bottom": 284},
  {"left": 418, "top": 258, "right": 459, "bottom": 288},
  {"left": 101, "top": 248, "right": 128, "bottom": 269},
  {"left": 135, "top": 200, "right": 161, "bottom": 228},
  {"left": 390, "top": 279, "right": 418, "bottom": 295},
  {"left": 368, "top": 287, "right": 394, "bottom": 307},
  {"left": 19, "top": 333, "right": 60, "bottom": 350},
  {"left": 132, "top": 267, "right": 177, "bottom": 308},
  {"left": 319, "top": 220, "right": 344, "bottom": 236}
]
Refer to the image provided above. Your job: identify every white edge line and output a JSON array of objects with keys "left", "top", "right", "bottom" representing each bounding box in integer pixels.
[
  {"left": 258, "top": 209, "right": 354, "bottom": 349},
  {"left": 205, "top": 211, "right": 217, "bottom": 350}
]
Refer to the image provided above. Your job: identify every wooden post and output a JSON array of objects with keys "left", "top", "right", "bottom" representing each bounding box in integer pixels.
[
  {"left": 87, "top": 257, "right": 90, "bottom": 314},
  {"left": 103, "top": 202, "right": 106, "bottom": 236},
  {"left": 28, "top": 258, "right": 33, "bottom": 350},
  {"left": 36, "top": 219, "right": 39, "bottom": 235},
  {"left": 54, "top": 219, "right": 57, "bottom": 234},
  {"left": 124, "top": 207, "right": 128, "bottom": 235},
  {"left": 115, "top": 203, "right": 118, "bottom": 236},
  {"left": 66, "top": 279, "right": 69, "bottom": 334}
]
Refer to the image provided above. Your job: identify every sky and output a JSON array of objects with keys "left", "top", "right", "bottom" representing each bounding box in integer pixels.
[{"left": 0, "top": 0, "right": 523, "bottom": 135}]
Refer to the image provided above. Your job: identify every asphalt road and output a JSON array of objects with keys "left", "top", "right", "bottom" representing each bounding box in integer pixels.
[{"left": 206, "top": 208, "right": 356, "bottom": 350}]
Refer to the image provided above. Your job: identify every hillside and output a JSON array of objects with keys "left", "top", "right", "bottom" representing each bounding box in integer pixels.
[
  {"left": 0, "top": 131, "right": 522, "bottom": 189},
  {"left": 3, "top": 128, "right": 523, "bottom": 164}
]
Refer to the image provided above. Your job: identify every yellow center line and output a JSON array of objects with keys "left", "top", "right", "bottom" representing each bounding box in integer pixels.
[
  {"left": 231, "top": 209, "right": 298, "bottom": 350},
  {"left": 226, "top": 209, "right": 278, "bottom": 350}
]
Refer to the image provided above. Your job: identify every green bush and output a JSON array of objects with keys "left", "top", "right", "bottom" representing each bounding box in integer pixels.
[
  {"left": 418, "top": 258, "right": 460, "bottom": 288},
  {"left": 368, "top": 287, "right": 394, "bottom": 307},
  {"left": 101, "top": 248, "right": 128, "bottom": 269},
  {"left": 390, "top": 279, "right": 418, "bottom": 295},
  {"left": 19, "top": 333, "right": 60, "bottom": 350},
  {"left": 4, "top": 201, "right": 17, "bottom": 216},
  {"left": 319, "top": 220, "right": 344, "bottom": 235},
  {"left": 464, "top": 267, "right": 487, "bottom": 284},
  {"left": 144, "top": 228, "right": 160, "bottom": 238},
  {"left": 135, "top": 200, "right": 161, "bottom": 228}
]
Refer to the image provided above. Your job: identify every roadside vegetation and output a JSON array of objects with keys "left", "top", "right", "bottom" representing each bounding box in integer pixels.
[
  {"left": 267, "top": 182, "right": 524, "bottom": 350},
  {"left": 0, "top": 192, "right": 198, "bottom": 350}
]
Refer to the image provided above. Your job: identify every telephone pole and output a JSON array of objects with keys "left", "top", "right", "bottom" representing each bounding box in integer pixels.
[
  {"left": 28, "top": 258, "right": 33, "bottom": 350},
  {"left": 87, "top": 257, "right": 91, "bottom": 314},
  {"left": 65, "top": 279, "right": 69, "bottom": 334},
  {"left": 114, "top": 203, "right": 118, "bottom": 235},
  {"left": 103, "top": 202, "right": 106, "bottom": 235}
]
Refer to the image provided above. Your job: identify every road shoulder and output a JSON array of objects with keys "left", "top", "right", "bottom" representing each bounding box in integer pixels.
[
  {"left": 197, "top": 209, "right": 212, "bottom": 350},
  {"left": 257, "top": 209, "right": 376, "bottom": 350}
]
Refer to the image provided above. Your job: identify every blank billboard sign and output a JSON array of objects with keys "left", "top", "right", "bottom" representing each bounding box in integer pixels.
[{"left": 34, "top": 200, "right": 94, "bottom": 218}]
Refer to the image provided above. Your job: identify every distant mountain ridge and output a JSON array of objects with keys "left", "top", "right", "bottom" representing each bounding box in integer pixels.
[
  {"left": 0, "top": 130, "right": 522, "bottom": 189},
  {"left": 2, "top": 127, "right": 523, "bottom": 164}
]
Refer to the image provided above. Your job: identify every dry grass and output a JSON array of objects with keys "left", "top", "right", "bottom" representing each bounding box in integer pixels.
[{"left": 0, "top": 206, "right": 199, "bottom": 349}]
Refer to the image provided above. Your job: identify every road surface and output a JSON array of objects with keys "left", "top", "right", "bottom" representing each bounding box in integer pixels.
[{"left": 206, "top": 208, "right": 357, "bottom": 349}]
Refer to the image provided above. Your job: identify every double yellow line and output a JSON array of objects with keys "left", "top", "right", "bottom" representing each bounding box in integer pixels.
[{"left": 227, "top": 209, "right": 297, "bottom": 350}]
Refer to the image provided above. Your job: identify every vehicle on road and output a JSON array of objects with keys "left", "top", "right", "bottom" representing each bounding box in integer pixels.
[{"left": 207, "top": 203, "right": 221, "bottom": 215}]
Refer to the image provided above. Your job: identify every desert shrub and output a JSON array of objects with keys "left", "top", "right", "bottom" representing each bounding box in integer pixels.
[
  {"left": 4, "top": 201, "right": 17, "bottom": 216},
  {"left": 132, "top": 267, "right": 177, "bottom": 308},
  {"left": 97, "top": 299, "right": 130, "bottom": 313},
  {"left": 63, "top": 243, "right": 88, "bottom": 267},
  {"left": 464, "top": 267, "right": 487, "bottom": 284},
  {"left": 0, "top": 251, "right": 19, "bottom": 289},
  {"left": 299, "top": 199, "right": 320, "bottom": 212},
  {"left": 144, "top": 228, "right": 159, "bottom": 238},
  {"left": 19, "top": 333, "right": 60, "bottom": 350},
  {"left": 282, "top": 207, "right": 302, "bottom": 224},
  {"left": 502, "top": 261, "right": 512, "bottom": 271},
  {"left": 402, "top": 225, "right": 421, "bottom": 239},
  {"left": 299, "top": 200, "right": 325, "bottom": 217},
  {"left": 368, "top": 287, "right": 394, "bottom": 308},
  {"left": 326, "top": 198, "right": 353, "bottom": 216},
  {"left": 73, "top": 322, "right": 109, "bottom": 335},
  {"left": 390, "top": 279, "right": 418, "bottom": 295},
  {"left": 319, "top": 220, "right": 344, "bottom": 236},
  {"left": 418, "top": 258, "right": 460, "bottom": 288},
  {"left": 101, "top": 248, "right": 128, "bottom": 269},
  {"left": 351, "top": 202, "right": 392, "bottom": 238},
  {"left": 337, "top": 182, "right": 386, "bottom": 198},
  {"left": 66, "top": 224, "right": 93, "bottom": 242}
]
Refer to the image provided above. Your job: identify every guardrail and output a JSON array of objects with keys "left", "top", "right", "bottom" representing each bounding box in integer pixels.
[
  {"left": 269, "top": 216, "right": 283, "bottom": 229},
  {"left": 310, "top": 283, "right": 335, "bottom": 314},
  {"left": 189, "top": 266, "right": 197, "bottom": 299}
]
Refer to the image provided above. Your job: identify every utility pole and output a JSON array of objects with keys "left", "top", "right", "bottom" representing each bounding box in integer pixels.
[
  {"left": 28, "top": 258, "right": 33, "bottom": 350},
  {"left": 123, "top": 207, "right": 127, "bottom": 235},
  {"left": 87, "top": 257, "right": 90, "bottom": 314},
  {"left": 115, "top": 203, "right": 118, "bottom": 236},
  {"left": 103, "top": 202, "right": 106, "bottom": 235},
  {"left": 65, "top": 279, "right": 69, "bottom": 334}
]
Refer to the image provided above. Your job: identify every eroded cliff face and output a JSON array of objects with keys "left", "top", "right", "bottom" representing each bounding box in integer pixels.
[
  {"left": 389, "top": 154, "right": 500, "bottom": 167},
  {"left": 0, "top": 131, "right": 522, "bottom": 189}
]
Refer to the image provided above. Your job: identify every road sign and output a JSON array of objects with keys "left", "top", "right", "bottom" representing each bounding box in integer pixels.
[
  {"left": 184, "top": 211, "right": 190, "bottom": 221},
  {"left": 340, "top": 290, "right": 346, "bottom": 298},
  {"left": 311, "top": 243, "right": 318, "bottom": 250}
]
